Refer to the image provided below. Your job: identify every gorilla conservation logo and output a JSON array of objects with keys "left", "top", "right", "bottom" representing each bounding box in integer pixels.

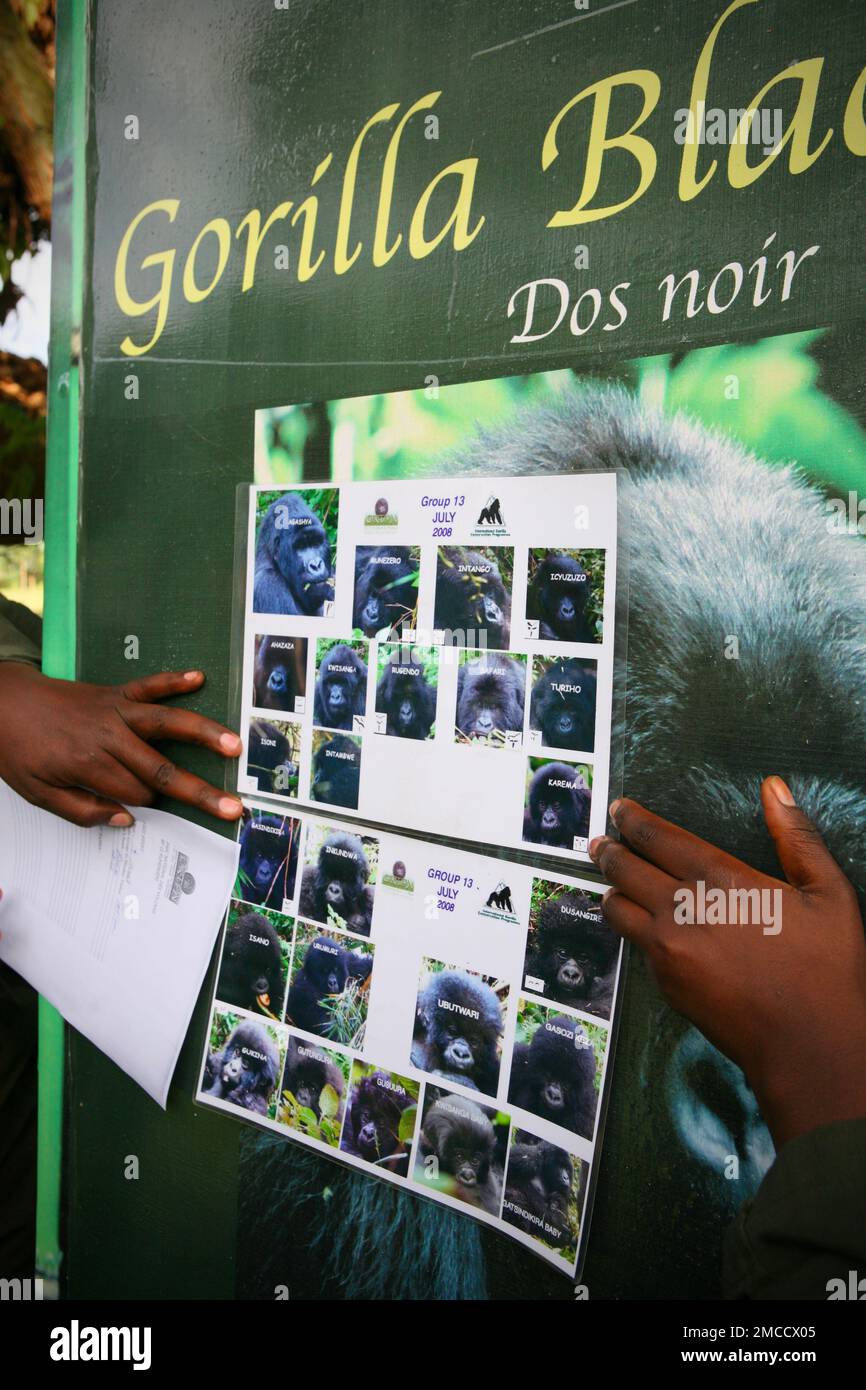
[
  {"left": 168, "top": 851, "right": 197, "bottom": 903},
  {"left": 364, "top": 496, "right": 398, "bottom": 527},
  {"left": 480, "top": 879, "right": 517, "bottom": 921},
  {"left": 472, "top": 495, "right": 507, "bottom": 538}
]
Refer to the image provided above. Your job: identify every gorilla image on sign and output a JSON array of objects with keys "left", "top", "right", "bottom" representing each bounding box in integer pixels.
[
  {"left": 216, "top": 903, "right": 289, "bottom": 1018},
  {"left": 299, "top": 828, "right": 376, "bottom": 936},
  {"left": 508, "top": 1009, "right": 601, "bottom": 1141},
  {"left": 526, "top": 549, "right": 603, "bottom": 644},
  {"left": 253, "top": 634, "right": 308, "bottom": 712},
  {"left": 310, "top": 732, "right": 362, "bottom": 809},
  {"left": 524, "top": 884, "right": 619, "bottom": 1019},
  {"left": 314, "top": 640, "right": 368, "bottom": 731},
  {"left": 286, "top": 928, "right": 374, "bottom": 1044},
  {"left": 413, "top": 1086, "right": 508, "bottom": 1215},
  {"left": 253, "top": 489, "right": 337, "bottom": 616},
  {"left": 235, "top": 811, "right": 300, "bottom": 909},
  {"left": 501, "top": 1130, "right": 584, "bottom": 1254},
  {"left": 523, "top": 759, "right": 592, "bottom": 850},
  {"left": 246, "top": 718, "right": 300, "bottom": 796},
  {"left": 203, "top": 1014, "right": 283, "bottom": 1117},
  {"left": 529, "top": 657, "right": 597, "bottom": 753},
  {"left": 375, "top": 645, "right": 437, "bottom": 740},
  {"left": 433, "top": 546, "right": 512, "bottom": 649},
  {"left": 353, "top": 545, "right": 420, "bottom": 637},
  {"left": 455, "top": 652, "right": 525, "bottom": 746},
  {"left": 340, "top": 1063, "right": 419, "bottom": 1173},
  {"left": 279, "top": 1035, "right": 347, "bottom": 1144},
  {"left": 410, "top": 965, "right": 505, "bottom": 1098}
]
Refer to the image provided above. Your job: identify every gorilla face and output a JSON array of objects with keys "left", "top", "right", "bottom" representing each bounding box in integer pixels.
[
  {"left": 299, "top": 830, "right": 373, "bottom": 934},
  {"left": 434, "top": 547, "right": 512, "bottom": 649},
  {"left": 237, "top": 813, "right": 299, "bottom": 907},
  {"left": 353, "top": 546, "right": 419, "bottom": 637},
  {"left": 253, "top": 635, "right": 307, "bottom": 711},
  {"left": 314, "top": 644, "right": 367, "bottom": 730},
  {"left": 311, "top": 735, "right": 362, "bottom": 809},
  {"left": 421, "top": 1094, "right": 495, "bottom": 1190},
  {"left": 217, "top": 911, "right": 285, "bottom": 1015},
  {"left": 526, "top": 890, "right": 619, "bottom": 1017},
  {"left": 254, "top": 492, "right": 333, "bottom": 616},
  {"left": 523, "top": 763, "right": 591, "bottom": 849},
  {"left": 528, "top": 552, "right": 597, "bottom": 643},
  {"left": 411, "top": 970, "right": 503, "bottom": 1096},
  {"left": 508, "top": 1014, "right": 598, "bottom": 1138},
  {"left": 284, "top": 1036, "right": 344, "bottom": 1119},
  {"left": 530, "top": 658, "right": 597, "bottom": 752},
  {"left": 456, "top": 654, "right": 525, "bottom": 742},
  {"left": 376, "top": 651, "right": 437, "bottom": 740}
]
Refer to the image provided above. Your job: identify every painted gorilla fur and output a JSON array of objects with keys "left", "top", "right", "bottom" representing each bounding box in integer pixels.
[
  {"left": 411, "top": 970, "right": 503, "bottom": 1096},
  {"left": 299, "top": 831, "right": 374, "bottom": 936},
  {"left": 340, "top": 1071, "right": 416, "bottom": 1169},
  {"left": 314, "top": 644, "right": 367, "bottom": 731},
  {"left": 204, "top": 1019, "right": 280, "bottom": 1115},
  {"left": 456, "top": 653, "right": 525, "bottom": 741},
  {"left": 376, "top": 651, "right": 437, "bottom": 740},
  {"left": 525, "top": 890, "right": 619, "bottom": 1018},
  {"left": 523, "top": 762, "right": 590, "bottom": 848},
  {"left": 240, "top": 385, "right": 866, "bottom": 1298},
  {"left": 508, "top": 1014, "right": 598, "bottom": 1139},
  {"left": 530, "top": 658, "right": 597, "bottom": 752},
  {"left": 217, "top": 911, "right": 285, "bottom": 1016},
  {"left": 254, "top": 492, "right": 333, "bottom": 616}
]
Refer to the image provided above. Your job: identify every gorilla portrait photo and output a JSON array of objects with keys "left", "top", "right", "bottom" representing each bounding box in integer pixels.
[
  {"left": 236, "top": 812, "right": 300, "bottom": 909},
  {"left": 375, "top": 648, "right": 437, "bottom": 740},
  {"left": 411, "top": 968, "right": 504, "bottom": 1097},
  {"left": 433, "top": 547, "right": 512, "bottom": 649},
  {"left": 526, "top": 549, "right": 601, "bottom": 643},
  {"left": 253, "top": 635, "right": 308, "bottom": 712},
  {"left": 353, "top": 545, "right": 419, "bottom": 637},
  {"left": 246, "top": 718, "right": 299, "bottom": 795},
  {"left": 502, "top": 1134, "right": 578, "bottom": 1249},
  {"left": 455, "top": 653, "right": 525, "bottom": 744},
  {"left": 299, "top": 830, "right": 375, "bottom": 935},
  {"left": 310, "top": 733, "right": 361, "bottom": 809},
  {"left": 203, "top": 1017, "right": 281, "bottom": 1116},
  {"left": 523, "top": 761, "right": 591, "bottom": 849},
  {"left": 508, "top": 1013, "right": 598, "bottom": 1140},
  {"left": 340, "top": 1068, "right": 418, "bottom": 1170},
  {"left": 283, "top": 1035, "right": 344, "bottom": 1122},
  {"left": 525, "top": 888, "right": 619, "bottom": 1019},
  {"left": 414, "top": 1089, "right": 505, "bottom": 1214},
  {"left": 253, "top": 489, "right": 335, "bottom": 616},
  {"left": 287, "top": 933, "right": 373, "bottom": 1039},
  {"left": 530, "top": 658, "right": 597, "bottom": 753},
  {"left": 314, "top": 642, "right": 368, "bottom": 730},
  {"left": 216, "top": 909, "right": 286, "bottom": 1017}
]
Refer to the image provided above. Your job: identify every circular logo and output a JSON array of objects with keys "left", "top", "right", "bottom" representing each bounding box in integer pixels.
[
  {"left": 375, "top": 497, "right": 388, "bottom": 517},
  {"left": 182, "top": 873, "right": 196, "bottom": 895}
]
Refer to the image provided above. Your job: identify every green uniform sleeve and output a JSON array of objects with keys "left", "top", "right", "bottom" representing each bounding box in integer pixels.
[
  {"left": 723, "top": 1117, "right": 866, "bottom": 1299},
  {"left": 0, "top": 593, "right": 42, "bottom": 666}
]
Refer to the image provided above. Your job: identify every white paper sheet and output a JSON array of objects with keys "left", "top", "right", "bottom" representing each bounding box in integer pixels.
[{"left": 0, "top": 780, "right": 239, "bottom": 1106}]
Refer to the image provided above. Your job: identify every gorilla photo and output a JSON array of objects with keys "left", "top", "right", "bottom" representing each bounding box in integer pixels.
[
  {"left": 523, "top": 761, "right": 591, "bottom": 850},
  {"left": 530, "top": 658, "right": 597, "bottom": 753},
  {"left": 353, "top": 545, "right": 419, "bottom": 637},
  {"left": 508, "top": 1012, "right": 599, "bottom": 1140},
  {"left": 525, "top": 887, "right": 619, "bottom": 1019},
  {"left": 282, "top": 1034, "right": 345, "bottom": 1122},
  {"left": 253, "top": 634, "right": 308, "bottom": 712},
  {"left": 287, "top": 933, "right": 373, "bottom": 1040},
  {"left": 310, "top": 733, "right": 361, "bottom": 809},
  {"left": 246, "top": 718, "right": 299, "bottom": 796},
  {"left": 414, "top": 1088, "right": 506, "bottom": 1215},
  {"left": 411, "top": 968, "right": 504, "bottom": 1097},
  {"left": 253, "top": 489, "right": 335, "bottom": 616},
  {"left": 216, "top": 908, "right": 287, "bottom": 1017},
  {"left": 236, "top": 811, "right": 300, "bottom": 909},
  {"left": 340, "top": 1067, "right": 418, "bottom": 1171},
  {"left": 203, "top": 1017, "right": 281, "bottom": 1116},
  {"left": 299, "top": 830, "right": 375, "bottom": 935},
  {"left": 455, "top": 653, "right": 525, "bottom": 744},
  {"left": 375, "top": 647, "right": 437, "bottom": 740},
  {"left": 526, "top": 550, "right": 601, "bottom": 643},
  {"left": 314, "top": 642, "right": 368, "bottom": 731},
  {"left": 433, "top": 547, "right": 511, "bottom": 649},
  {"left": 502, "top": 1134, "right": 579, "bottom": 1250}
]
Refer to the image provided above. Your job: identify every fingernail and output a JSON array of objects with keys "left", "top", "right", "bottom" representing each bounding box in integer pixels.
[
  {"left": 219, "top": 732, "right": 242, "bottom": 753},
  {"left": 609, "top": 799, "right": 622, "bottom": 822},
  {"left": 589, "top": 836, "right": 606, "bottom": 860},
  {"left": 184, "top": 670, "right": 203, "bottom": 681},
  {"left": 218, "top": 796, "right": 243, "bottom": 816},
  {"left": 768, "top": 776, "right": 796, "bottom": 807},
  {"left": 109, "top": 812, "right": 134, "bottom": 827}
]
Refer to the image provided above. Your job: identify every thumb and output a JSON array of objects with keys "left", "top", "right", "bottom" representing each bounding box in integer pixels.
[{"left": 761, "top": 776, "right": 841, "bottom": 892}]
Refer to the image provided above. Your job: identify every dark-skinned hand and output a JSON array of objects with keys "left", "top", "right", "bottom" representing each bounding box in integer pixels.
[
  {"left": 0, "top": 664, "right": 244, "bottom": 828},
  {"left": 589, "top": 776, "right": 866, "bottom": 1149}
]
